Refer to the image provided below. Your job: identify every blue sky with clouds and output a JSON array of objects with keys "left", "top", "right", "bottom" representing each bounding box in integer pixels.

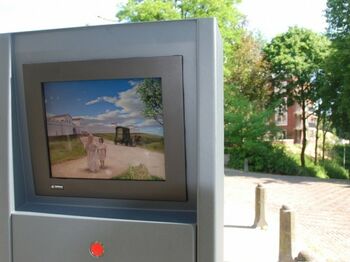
[{"left": 44, "top": 78, "right": 163, "bottom": 136}]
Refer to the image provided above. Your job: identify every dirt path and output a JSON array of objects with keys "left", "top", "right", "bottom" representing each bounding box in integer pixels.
[{"left": 51, "top": 136, "right": 165, "bottom": 179}]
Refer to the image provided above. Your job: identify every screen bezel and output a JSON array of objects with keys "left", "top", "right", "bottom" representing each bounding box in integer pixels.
[{"left": 23, "top": 56, "right": 187, "bottom": 201}]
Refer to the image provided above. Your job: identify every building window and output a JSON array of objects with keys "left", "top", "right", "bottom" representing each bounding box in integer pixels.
[
  {"left": 308, "top": 117, "right": 316, "bottom": 128},
  {"left": 275, "top": 111, "right": 288, "bottom": 126}
]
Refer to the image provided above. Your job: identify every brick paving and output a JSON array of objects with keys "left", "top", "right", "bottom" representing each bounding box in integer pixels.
[{"left": 224, "top": 169, "right": 350, "bottom": 262}]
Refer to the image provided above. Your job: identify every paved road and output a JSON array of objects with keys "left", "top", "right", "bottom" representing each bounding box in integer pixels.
[
  {"left": 52, "top": 136, "right": 165, "bottom": 179},
  {"left": 224, "top": 169, "right": 350, "bottom": 262}
]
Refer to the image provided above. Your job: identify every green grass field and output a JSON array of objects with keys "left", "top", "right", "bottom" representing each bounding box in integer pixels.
[
  {"left": 48, "top": 135, "right": 86, "bottom": 165},
  {"left": 112, "top": 164, "right": 165, "bottom": 181}
]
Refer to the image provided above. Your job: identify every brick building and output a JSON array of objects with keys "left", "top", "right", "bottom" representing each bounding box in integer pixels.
[{"left": 275, "top": 103, "right": 317, "bottom": 144}]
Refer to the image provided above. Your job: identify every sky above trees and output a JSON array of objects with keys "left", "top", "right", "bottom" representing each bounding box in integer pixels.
[
  {"left": 0, "top": 0, "right": 327, "bottom": 38},
  {"left": 239, "top": 0, "right": 327, "bottom": 39}
]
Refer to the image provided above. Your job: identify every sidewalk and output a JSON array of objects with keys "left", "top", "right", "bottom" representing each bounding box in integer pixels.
[{"left": 224, "top": 169, "right": 350, "bottom": 262}]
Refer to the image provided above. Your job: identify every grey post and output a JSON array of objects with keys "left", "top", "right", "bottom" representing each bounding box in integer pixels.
[
  {"left": 253, "top": 184, "right": 268, "bottom": 229},
  {"left": 244, "top": 158, "right": 249, "bottom": 172},
  {"left": 279, "top": 205, "right": 295, "bottom": 262}
]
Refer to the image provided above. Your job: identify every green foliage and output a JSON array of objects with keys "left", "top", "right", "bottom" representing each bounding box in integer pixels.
[
  {"left": 117, "top": 0, "right": 244, "bottom": 80},
  {"left": 226, "top": 131, "right": 350, "bottom": 179},
  {"left": 224, "top": 91, "right": 278, "bottom": 150},
  {"left": 320, "top": 159, "right": 349, "bottom": 179},
  {"left": 224, "top": 92, "right": 302, "bottom": 175},
  {"left": 292, "top": 154, "right": 329, "bottom": 179},
  {"left": 264, "top": 27, "right": 330, "bottom": 166},
  {"left": 117, "top": 0, "right": 180, "bottom": 22},
  {"left": 326, "top": 0, "right": 350, "bottom": 39},
  {"left": 227, "top": 143, "right": 298, "bottom": 175},
  {"left": 325, "top": 0, "right": 350, "bottom": 138},
  {"left": 227, "top": 142, "right": 330, "bottom": 178},
  {"left": 137, "top": 79, "right": 163, "bottom": 126},
  {"left": 227, "top": 32, "right": 272, "bottom": 107},
  {"left": 264, "top": 27, "right": 330, "bottom": 99},
  {"left": 114, "top": 164, "right": 164, "bottom": 180},
  {"left": 331, "top": 144, "right": 350, "bottom": 170},
  {"left": 329, "top": 40, "right": 350, "bottom": 137}
]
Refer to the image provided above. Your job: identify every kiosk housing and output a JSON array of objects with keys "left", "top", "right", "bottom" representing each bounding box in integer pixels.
[{"left": 0, "top": 19, "right": 223, "bottom": 262}]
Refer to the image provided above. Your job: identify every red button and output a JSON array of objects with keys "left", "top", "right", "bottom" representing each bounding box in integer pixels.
[{"left": 89, "top": 241, "right": 105, "bottom": 258}]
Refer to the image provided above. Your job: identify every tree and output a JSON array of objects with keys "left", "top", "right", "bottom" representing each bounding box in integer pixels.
[
  {"left": 326, "top": 0, "right": 350, "bottom": 138},
  {"left": 312, "top": 69, "right": 335, "bottom": 164},
  {"left": 224, "top": 88, "right": 277, "bottom": 160},
  {"left": 264, "top": 27, "right": 330, "bottom": 167},
  {"left": 137, "top": 79, "right": 163, "bottom": 126},
  {"left": 117, "top": 0, "right": 180, "bottom": 22},
  {"left": 117, "top": 0, "right": 243, "bottom": 80},
  {"left": 227, "top": 32, "right": 272, "bottom": 108},
  {"left": 326, "top": 0, "right": 350, "bottom": 39}
]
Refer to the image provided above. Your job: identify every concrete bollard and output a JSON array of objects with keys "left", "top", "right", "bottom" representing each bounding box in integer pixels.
[
  {"left": 279, "top": 205, "right": 295, "bottom": 262},
  {"left": 244, "top": 158, "right": 249, "bottom": 172},
  {"left": 224, "top": 154, "right": 230, "bottom": 166},
  {"left": 253, "top": 184, "right": 268, "bottom": 229}
]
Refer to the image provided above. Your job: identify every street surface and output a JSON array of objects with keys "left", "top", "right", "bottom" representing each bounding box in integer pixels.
[{"left": 224, "top": 169, "right": 350, "bottom": 262}]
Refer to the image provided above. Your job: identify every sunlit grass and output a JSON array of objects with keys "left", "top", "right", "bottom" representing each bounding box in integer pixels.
[
  {"left": 48, "top": 135, "right": 86, "bottom": 165},
  {"left": 112, "top": 164, "right": 164, "bottom": 181}
]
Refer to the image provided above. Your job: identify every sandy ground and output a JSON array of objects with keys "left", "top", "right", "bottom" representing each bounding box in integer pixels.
[{"left": 51, "top": 136, "right": 165, "bottom": 179}]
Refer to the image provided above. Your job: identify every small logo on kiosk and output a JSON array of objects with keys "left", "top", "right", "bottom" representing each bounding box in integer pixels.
[{"left": 50, "top": 184, "right": 64, "bottom": 190}]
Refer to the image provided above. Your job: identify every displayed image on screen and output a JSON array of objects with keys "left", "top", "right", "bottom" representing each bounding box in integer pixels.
[{"left": 42, "top": 78, "right": 165, "bottom": 181}]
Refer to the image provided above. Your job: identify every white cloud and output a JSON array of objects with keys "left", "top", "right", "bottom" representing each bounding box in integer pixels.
[
  {"left": 128, "top": 80, "right": 140, "bottom": 87},
  {"left": 76, "top": 84, "right": 162, "bottom": 134},
  {"left": 85, "top": 96, "right": 118, "bottom": 105},
  {"left": 117, "top": 86, "right": 144, "bottom": 115},
  {"left": 85, "top": 85, "right": 144, "bottom": 120}
]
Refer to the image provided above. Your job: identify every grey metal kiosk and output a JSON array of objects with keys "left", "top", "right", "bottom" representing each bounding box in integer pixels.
[{"left": 0, "top": 19, "right": 223, "bottom": 262}]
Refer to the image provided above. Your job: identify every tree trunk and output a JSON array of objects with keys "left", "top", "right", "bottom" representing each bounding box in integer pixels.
[
  {"left": 322, "top": 113, "right": 327, "bottom": 161},
  {"left": 322, "top": 132, "right": 328, "bottom": 161},
  {"left": 314, "top": 111, "right": 320, "bottom": 164},
  {"left": 301, "top": 100, "right": 307, "bottom": 167}
]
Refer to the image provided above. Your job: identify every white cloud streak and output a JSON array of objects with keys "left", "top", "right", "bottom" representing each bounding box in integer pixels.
[{"left": 77, "top": 85, "right": 162, "bottom": 135}]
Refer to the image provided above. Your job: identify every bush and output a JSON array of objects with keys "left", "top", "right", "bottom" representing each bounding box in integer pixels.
[
  {"left": 114, "top": 164, "right": 164, "bottom": 181},
  {"left": 297, "top": 155, "right": 328, "bottom": 179},
  {"left": 320, "top": 160, "right": 349, "bottom": 180},
  {"left": 331, "top": 144, "right": 350, "bottom": 171},
  {"left": 227, "top": 142, "right": 301, "bottom": 176},
  {"left": 227, "top": 142, "right": 331, "bottom": 179}
]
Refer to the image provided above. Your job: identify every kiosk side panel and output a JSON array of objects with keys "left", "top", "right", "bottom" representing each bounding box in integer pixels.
[
  {"left": 0, "top": 34, "right": 12, "bottom": 262},
  {"left": 197, "top": 19, "right": 224, "bottom": 262}
]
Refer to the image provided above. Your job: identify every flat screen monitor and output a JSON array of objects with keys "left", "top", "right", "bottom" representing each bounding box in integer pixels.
[{"left": 23, "top": 56, "right": 187, "bottom": 201}]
